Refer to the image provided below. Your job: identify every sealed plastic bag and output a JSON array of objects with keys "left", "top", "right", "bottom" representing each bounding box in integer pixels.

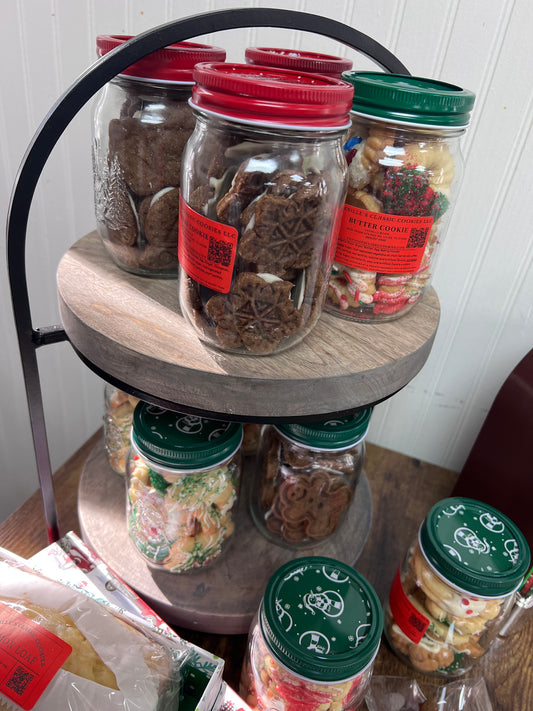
[
  {"left": 365, "top": 676, "right": 493, "bottom": 711},
  {"left": 0, "top": 551, "right": 189, "bottom": 710}
]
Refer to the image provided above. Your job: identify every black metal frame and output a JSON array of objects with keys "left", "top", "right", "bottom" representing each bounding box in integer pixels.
[{"left": 6, "top": 8, "right": 408, "bottom": 543}]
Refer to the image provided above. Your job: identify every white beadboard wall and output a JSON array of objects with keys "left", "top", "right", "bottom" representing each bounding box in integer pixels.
[{"left": 1, "top": 0, "right": 531, "bottom": 523}]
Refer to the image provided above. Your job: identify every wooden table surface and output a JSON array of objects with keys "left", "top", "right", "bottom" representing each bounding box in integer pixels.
[{"left": 1, "top": 431, "right": 531, "bottom": 711}]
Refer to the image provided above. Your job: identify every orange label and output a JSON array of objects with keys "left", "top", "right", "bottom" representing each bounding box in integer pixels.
[
  {"left": 389, "top": 567, "right": 430, "bottom": 644},
  {"left": 335, "top": 204, "right": 433, "bottom": 273},
  {"left": 0, "top": 601, "right": 72, "bottom": 709},
  {"left": 178, "top": 195, "right": 238, "bottom": 294}
]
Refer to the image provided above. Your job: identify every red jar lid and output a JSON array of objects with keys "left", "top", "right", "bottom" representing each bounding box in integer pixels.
[
  {"left": 245, "top": 46, "right": 353, "bottom": 79},
  {"left": 191, "top": 62, "right": 353, "bottom": 129},
  {"left": 96, "top": 35, "right": 226, "bottom": 83}
]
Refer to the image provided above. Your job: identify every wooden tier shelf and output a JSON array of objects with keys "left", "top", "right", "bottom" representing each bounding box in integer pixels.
[
  {"left": 57, "top": 232, "right": 440, "bottom": 421},
  {"left": 78, "top": 437, "right": 373, "bottom": 634}
]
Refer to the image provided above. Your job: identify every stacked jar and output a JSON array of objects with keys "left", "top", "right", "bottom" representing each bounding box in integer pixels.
[
  {"left": 126, "top": 403, "right": 243, "bottom": 573},
  {"left": 92, "top": 36, "right": 226, "bottom": 276},
  {"left": 240, "top": 557, "right": 383, "bottom": 711},
  {"left": 103, "top": 383, "right": 139, "bottom": 475},
  {"left": 245, "top": 46, "right": 353, "bottom": 79},
  {"left": 384, "top": 497, "right": 531, "bottom": 677},
  {"left": 250, "top": 410, "right": 371, "bottom": 547},
  {"left": 326, "top": 72, "right": 475, "bottom": 321},
  {"left": 178, "top": 62, "right": 353, "bottom": 354}
]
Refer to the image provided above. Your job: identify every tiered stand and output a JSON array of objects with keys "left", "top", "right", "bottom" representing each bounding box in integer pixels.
[{"left": 7, "top": 9, "right": 439, "bottom": 634}]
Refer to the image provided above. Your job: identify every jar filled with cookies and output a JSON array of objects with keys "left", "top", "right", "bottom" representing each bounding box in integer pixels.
[
  {"left": 384, "top": 497, "right": 531, "bottom": 677},
  {"left": 179, "top": 62, "right": 353, "bottom": 355},
  {"left": 250, "top": 409, "right": 371, "bottom": 548},
  {"left": 103, "top": 383, "right": 139, "bottom": 475},
  {"left": 326, "top": 73, "right": 475, "bottom": 321},
  {"left": 126, "top": 403, "right": 243, "bottom": 573},
  {"left": 245, "top": 46, "right": 353, "bottom": 79},
  {"left": 92, "top": 35, "right": 225, "bottom": 277},
  {"left": 240, "top": 557, "right": 383, "bottom": 711}
]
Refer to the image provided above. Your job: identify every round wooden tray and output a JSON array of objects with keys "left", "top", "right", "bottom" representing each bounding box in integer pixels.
[
  {"left": 78, "top": 437, "right": 373, "bottom": 634},
  {"left": 58, "top": 232, "right": 440, "bottom": 421}
]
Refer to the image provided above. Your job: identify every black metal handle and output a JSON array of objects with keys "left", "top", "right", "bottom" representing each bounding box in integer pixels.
[{"left": 5, "top": 8, "right": 409, "bottom": 543}]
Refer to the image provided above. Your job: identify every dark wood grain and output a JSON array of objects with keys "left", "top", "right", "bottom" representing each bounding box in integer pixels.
[
  {"left": 1, "top": 434, "right": 531, "bottom": 710},
  {"left": 57, "top": 233, "right": 440, "bottom": 419}
]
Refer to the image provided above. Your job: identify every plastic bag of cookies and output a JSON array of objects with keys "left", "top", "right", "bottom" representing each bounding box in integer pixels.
[{"left": 0, "top": 549, "right": 190, "bottom": 710}]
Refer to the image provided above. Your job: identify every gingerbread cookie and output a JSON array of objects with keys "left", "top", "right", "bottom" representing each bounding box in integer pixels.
[{"left": 264, "top": 470, "right": 353, "bottom": 543}]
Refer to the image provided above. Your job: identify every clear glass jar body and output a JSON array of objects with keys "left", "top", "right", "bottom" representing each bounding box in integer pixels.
[
  {"left": 92, "top": 76, "right": 195, "bottom": 276},
  {"left": 103, "top": 384, "right": 139, "bottom": 475},
  {"left": 250, "top": 425, "right": 365, "bottom": 548},
  {"left": 325, "top": 115, "right": 466, "bottom": 322},
  {"left": 125, "top": 440, "right": 242, "bottom": 572},
  {"left": 178, "top": 112, "right": 348, "bottom": 355},
  {"left": 383, "top": 539, "right": 515, "bottom": 677},
  {"left": 239, "top": 609, "right": 375, "bottom": 711},
  {"left": 242, "top": 423, "right": 263, "bottom": 456}
]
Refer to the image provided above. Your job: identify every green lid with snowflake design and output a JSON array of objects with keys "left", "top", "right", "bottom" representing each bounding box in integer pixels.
[
  {"left": 419, "top": 497, "right": 531, "bottom": 597},
  {"left": 132, "top": 403, "right": 242, "bottom": 469},
  {"left": 260, "top": 557, "right": 383, "bottom": 682},
  {"left": 275, "top": 408, "right": 372, "bottom": 451}
]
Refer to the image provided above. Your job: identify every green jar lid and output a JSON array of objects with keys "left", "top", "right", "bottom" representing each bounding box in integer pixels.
[
  {"left": 260, "top": 557, "right": 383, "bottom": 682},
  {"left": 132, "top": 403, "right": 243, "bottom": 469},
  {"left": 342, "top": 71, "right": 475, "bottom": 127},
  {"left": 275, "top": 409, "right": 372, "bottom": 451},
  {"left": 419, "top": 497, "right": 531, "bottom": 597}
]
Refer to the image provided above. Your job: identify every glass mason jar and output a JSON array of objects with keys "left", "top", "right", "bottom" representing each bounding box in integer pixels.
[
  {"left": 178, "top": 62, "right": 353, "bottom": 355},
  {"left": 103, "top": 383, "right": 140, "bottom": 475},
  {"left": 240, "top": 557, "right": 383, "bottom": 711},
  {"left": 126, "top": 403, "right": 243, "bottom": 573},
  {"left": 92, "top": 35, "right": 225, "bottom": 277},
  {"left": 250, "top": 409, "right": 372, "bottom": 548},
  {"left": 325, "top": 73, "right": 476, "bottom": 322},
  {"left": 241, "top": 423, "right": 263, "bottom": 456},
  {"left": 384, "top": 497, "right": 531, "bottom": 677},
  {"left": 245, "top": 46, "right": 353, "bottom": 79}
]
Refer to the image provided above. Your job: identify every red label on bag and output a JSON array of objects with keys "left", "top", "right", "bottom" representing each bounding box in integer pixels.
[
  {"left": 389, "top": 566, "right": 430, "bottom": 644},
  {"left": 178, "top": 194, "right": 238, "bottom": 293},
  {"left": 0, "top": 601, "right": 72, "bottom": 709},
  {"left": 335, "top": 204, "right": 433, "bottom": 273}
]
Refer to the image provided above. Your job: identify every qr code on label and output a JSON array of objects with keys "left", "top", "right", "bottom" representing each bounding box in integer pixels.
[
  {"left": 7, "top": 666, "right": 35, "bottom": 696},
  {"left": 207, "top": 236, "right": 232, "bottom": 267},
  {"left": 408, "top": 612, "right": 427, "bottom": 633},
  {"left": 406, "top": 227, "right": 428, "bottom": 249}
]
